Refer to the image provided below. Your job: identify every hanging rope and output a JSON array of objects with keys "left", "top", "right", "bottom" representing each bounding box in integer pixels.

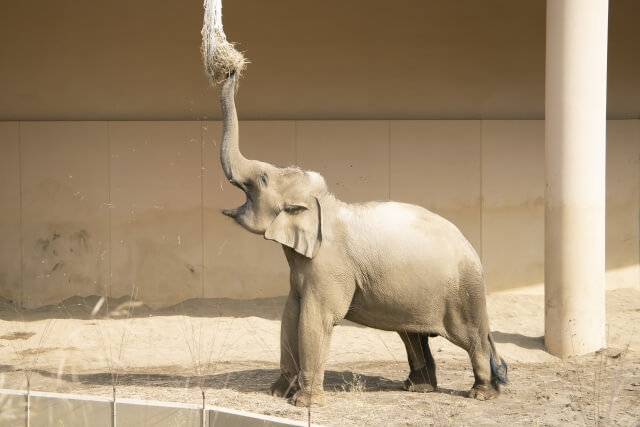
[{"left": 201, "top": 0, "right": 248, "bottom": 85}]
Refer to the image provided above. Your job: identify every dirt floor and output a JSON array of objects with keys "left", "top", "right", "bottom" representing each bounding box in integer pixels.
[{"left": 1, "top": 288, "right": 639, "bottom": 426}]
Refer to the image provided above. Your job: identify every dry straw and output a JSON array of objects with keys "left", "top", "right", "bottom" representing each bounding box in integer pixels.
[{"left": 201, "top": 0, "right": 248, "bottom": 85}]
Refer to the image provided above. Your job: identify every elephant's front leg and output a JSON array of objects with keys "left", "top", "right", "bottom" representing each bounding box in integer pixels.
[
  {"left": 291, "top": 296, "right": 336, "bottom": 407},
  {"left": 271, "top": 291, "right": 301, "bottom": 398}
]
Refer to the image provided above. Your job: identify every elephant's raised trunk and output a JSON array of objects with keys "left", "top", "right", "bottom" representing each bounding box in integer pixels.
[{"left": 220, "top": 74, "right": 253, "bottom": 186}]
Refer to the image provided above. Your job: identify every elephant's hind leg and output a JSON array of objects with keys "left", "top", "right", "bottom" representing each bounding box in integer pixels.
[
  {"left": 462, "top": 333, "right": 500, "bottom": 401},
  {"left": 399, "top": 332, "right": 438, "bottom": 392}
]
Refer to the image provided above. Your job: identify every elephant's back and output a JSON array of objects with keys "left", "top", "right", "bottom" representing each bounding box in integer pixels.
[
  {"left": 347, "top": 201, "right": 482, "bottom": 286},
  {"left": 355, "top": 201, "right": 475, "bottom": 254}
]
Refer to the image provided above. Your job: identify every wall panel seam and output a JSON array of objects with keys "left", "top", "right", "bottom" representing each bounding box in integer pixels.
[
  {"left": 636, "top": 147, "right": 640, "bottom": 288},
  {"left": 200, "top": 121, "right": 205, "bottom": 298},
  {"left": 107, "top": 121, "right": 112, "bottom": 298},
  {"left": 388, "top": 120, "right": 391, "bottom": 200},
  {"left": 293, "top": 120, "right": 298, "bottom": 165},
  {"left": 479, "top": 120, "right": 484, "bottom": 261},
  {"left": 18, "top": 121, "right": 24, "bottom": 307}
]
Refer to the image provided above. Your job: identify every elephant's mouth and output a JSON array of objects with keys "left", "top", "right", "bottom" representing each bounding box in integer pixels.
[
  {"left": 222, "top": 199, "right": 247, "bottom": 220},
  {"left": 222, "top": 206, "right": 240, "bottom": 219},
  {"left": 222, "top": 183, "right": 250, "bottom": 219},
  {"left": 221, "top": 197, "right": 266, "bottom": 235}
]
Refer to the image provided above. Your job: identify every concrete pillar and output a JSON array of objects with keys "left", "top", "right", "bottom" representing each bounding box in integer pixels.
[{"left": 545, "top": 0, "right": 609, "bottom": 357}]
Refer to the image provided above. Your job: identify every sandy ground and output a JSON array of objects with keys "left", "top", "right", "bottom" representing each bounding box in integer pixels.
[{"left": 0, "top": 288, "right": 639, "bottom": 426}]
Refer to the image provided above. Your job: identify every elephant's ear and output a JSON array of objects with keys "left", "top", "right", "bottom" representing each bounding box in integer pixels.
[{"left": 264, "top": 197, "right": 322, "bottom": 259}]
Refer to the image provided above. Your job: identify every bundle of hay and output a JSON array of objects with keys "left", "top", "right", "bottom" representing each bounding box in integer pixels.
[{"left": 201, "top": 0, "right": 248, "bottom": 85}]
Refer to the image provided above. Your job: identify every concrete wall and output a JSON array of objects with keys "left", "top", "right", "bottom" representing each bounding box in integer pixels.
[
  {"left": 0, "top": 120, "right": 638, "bottom": 307},
  {"left": 0, "top": 389, "right": 307, "bottom": 426},
  {"left": 606, "top": 120, "right": 640, "bottom": 289}
]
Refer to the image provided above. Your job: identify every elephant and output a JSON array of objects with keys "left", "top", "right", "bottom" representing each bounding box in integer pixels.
[{"left": 218, "top": 74, "right": 508, "bottom": 407}]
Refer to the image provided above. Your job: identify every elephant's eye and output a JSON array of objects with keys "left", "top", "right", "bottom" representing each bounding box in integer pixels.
[
  {"left": 258, "top": 174, "right": 268, "bottom": 188},
  {"left": 283, "top": 205, "right": 306, "bottom": 215}
]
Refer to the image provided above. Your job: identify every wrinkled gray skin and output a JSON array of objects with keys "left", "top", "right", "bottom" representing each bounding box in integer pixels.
[{"left": 219, "top": 75, "right": 507, "bottom": 407}]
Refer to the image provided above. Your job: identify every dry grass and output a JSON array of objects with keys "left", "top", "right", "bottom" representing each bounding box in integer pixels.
[
  {"left": 201, "top": 0, "right": 248, "bottom": 85},
  {"left": 340, "top": 372, "right": 366, "bottom": 394},
  {"left": 201, "top": 33, "right": 248, "bottom": 85},
  {"left": 92, "top": 286, "right": 140, "bottom": 427},
  {"left": 179, "top": 306, "right": 238, "bottom": 426},
  {"left": 0, "top": 301, "right": 55, "bottom": 427}
]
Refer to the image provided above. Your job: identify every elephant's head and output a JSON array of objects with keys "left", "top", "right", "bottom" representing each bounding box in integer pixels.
[{"left": 219, "top": 75, "right": 329, "bottom": 258}]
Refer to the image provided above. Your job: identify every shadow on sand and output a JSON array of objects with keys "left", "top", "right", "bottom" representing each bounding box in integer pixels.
[
  {"left": 0, "top": 295, "right": 287, "bottom": 322},
  {"left": 24, "top": 367, "right": 466, "bottom": 398},
  {"left": 492, "top": 330, "right": 545, "bottom": 350}
]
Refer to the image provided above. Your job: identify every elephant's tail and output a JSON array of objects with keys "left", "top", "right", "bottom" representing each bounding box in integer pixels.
[{"left": 488, "top": 333, "right": 509, "bottom": 385}]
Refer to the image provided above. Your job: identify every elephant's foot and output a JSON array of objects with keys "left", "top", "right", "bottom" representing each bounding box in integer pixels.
[
  {"left": 404, "top": 379, "right": 436, "bottom": 393},
  {"left": 403, "top": 368, "right": 437, "bottom": 393},
  {"left": 290, "top": 389, "right": 326, "bottom": 407},
  {"left": 270, "top": 374, "right": 299, "bottom": 398},
  {"left": 467, "top": 381, "right": 500, "bottom": 401}
]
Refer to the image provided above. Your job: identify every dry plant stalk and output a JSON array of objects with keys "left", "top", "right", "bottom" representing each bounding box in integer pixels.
[
  {"left": 201, "top": 0, "right": 248, "bottom": 85},
  {"left": 93, "top": 287, "right": 139, "bottom": 427},
  {"left": 0, "top": 302, "right": 55, "bottom": 427},
  {"left": 179, "top": 306, "right": 239, "bottom": 427}
]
